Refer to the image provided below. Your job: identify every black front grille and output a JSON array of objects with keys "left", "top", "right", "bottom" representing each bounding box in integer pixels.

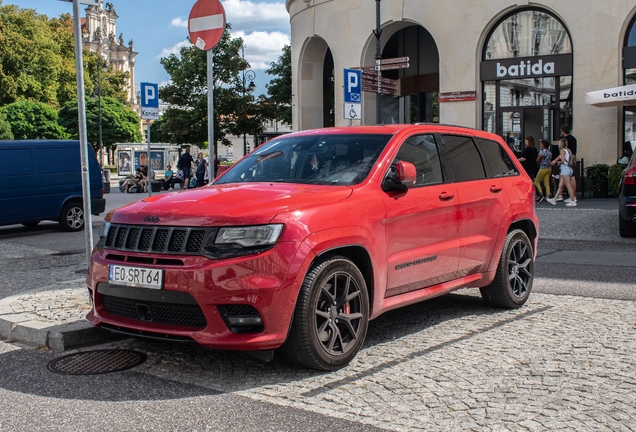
[
  {"left": 104, "top": 224, "right": 216, "bottom": 256},
  {"left": 102, "top": 294, "right": 207, "bottom": 328}
]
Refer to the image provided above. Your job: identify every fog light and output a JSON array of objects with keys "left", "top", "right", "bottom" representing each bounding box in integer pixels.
[{"left": 226, "top": 316, "right": 263, "bottom": 326}]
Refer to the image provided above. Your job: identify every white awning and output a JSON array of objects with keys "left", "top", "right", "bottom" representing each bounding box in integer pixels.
[{"left": 585, "top": 84, "right": 636, "bottom": 107}]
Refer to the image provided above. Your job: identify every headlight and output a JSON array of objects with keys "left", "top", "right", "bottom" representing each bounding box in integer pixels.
[
  {"left": 215, "top": 224, "right": 284, "bottom": 247},
  {"left": 203, "top": 224, "right": 284, "bottom": 259},
  {"left": 98, "top": 221, "right": 111, "bottom": 239}
]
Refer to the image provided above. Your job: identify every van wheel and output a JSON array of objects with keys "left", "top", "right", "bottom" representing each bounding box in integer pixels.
[
  {"left": 59, "top": 202, "right": 84, "bottom": 232},
  {"left": 480, "top": 229, "right": 534, "bottom": 309},
  {"left": 619, "top": 213, "right": 636, "bottom": 238},
  {"left": 281, "top": 255, "right": 369, "bottom": 371}
]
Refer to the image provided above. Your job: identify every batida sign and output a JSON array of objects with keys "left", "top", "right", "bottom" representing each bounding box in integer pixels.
[{"left": 480, "top": 54, "right": 572, "bottom": 80}]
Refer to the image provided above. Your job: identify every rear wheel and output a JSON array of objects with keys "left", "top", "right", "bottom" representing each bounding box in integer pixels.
[
  {"left": 281, "top": 255, "right": 369, "bottom": 371},
  {"left": 619, "top": 213, "right": 636, "bottom": 238},
  {"left": 59, "top": 202, "right": 84, "bottom": 232},
  {"left": 480, "top": 229, "right": 534, "bottom": 309}
]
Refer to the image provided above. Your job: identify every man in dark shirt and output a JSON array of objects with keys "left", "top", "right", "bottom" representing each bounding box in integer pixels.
[
  {"left": 560, "top": 124, "right": 577, "bottom": 201},
  {"left": 180, "top": 147, "right": 195, "bottom": 190}
]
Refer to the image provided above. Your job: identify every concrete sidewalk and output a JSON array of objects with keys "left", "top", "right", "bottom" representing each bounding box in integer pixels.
[{"left": 0, "top": 201, "right": 632, "bottom": 352}]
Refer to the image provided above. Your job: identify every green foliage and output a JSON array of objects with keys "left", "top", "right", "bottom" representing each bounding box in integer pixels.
[
  {"left": 58, "top": 97, "right": 142, "bottom": 154},
  {"left": 158, "top": 25, "right": 266, "bottom": 153},
  {"left": 84, "top": 51, "right": 130, "bottom": 105},
  {"left": 585, "top": 164, "right": 610, "bottom": 193},
  {"left": 265, "top": 44, "right": 292, "bottom": 126},
  {"left": 0, "top": 100, "right": 67, "bottom": 139},
  {"left": 0, "top": 110, "right": 13, "bottom": 139},
  {"left": 608, "top": 163, "right": 624, "bottom": 197}
]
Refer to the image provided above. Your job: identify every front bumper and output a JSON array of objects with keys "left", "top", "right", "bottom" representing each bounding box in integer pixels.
[{"left": 86, "top": 240, "right": 311, "bottom": 350}]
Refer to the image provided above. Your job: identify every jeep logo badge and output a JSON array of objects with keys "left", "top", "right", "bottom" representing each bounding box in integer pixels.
[{"left": 143, "top": 215, "right": 160, "bottom": 223}]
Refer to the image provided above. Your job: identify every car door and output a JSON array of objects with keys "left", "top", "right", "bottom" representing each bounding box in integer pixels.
[
  {"left": 439, "top": 134, "right": 511, "bottom": 276},
  {"left": 382, "top": 134, "right": 459, "bottom": 298}
]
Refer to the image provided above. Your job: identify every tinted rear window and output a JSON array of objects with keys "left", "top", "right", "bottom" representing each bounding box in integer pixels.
[
  {"left": 441, "top": 135, "right": 486, "bottom": 182},
  {"left": 474, "top": 138, "right": 519, "bottom": 177}
]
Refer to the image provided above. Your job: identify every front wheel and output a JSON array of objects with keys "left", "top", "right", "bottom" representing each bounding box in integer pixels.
[
  {"left": 281, "top": 255, "right": 369, "bottom": 371},
  {"left": 59, "top": 202, "right": 84, "bottom": 232},
  {"left": 480, "top": 229, "right": 534, "bottom": 309}
]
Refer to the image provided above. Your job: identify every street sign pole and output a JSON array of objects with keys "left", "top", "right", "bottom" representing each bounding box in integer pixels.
[
  {"left": 71, "top": 0, "right": 95, "bottom": 265},
  {"left": 147, "top": 120, "right": 151, "bottom": 197},
  {"left": 374, "top": 0, "right": 382, "bottom": 124},
  {"left": 140, "top": 82, "right": 159, "bottom": 196},
  {"left": 207, "top": 50, "right": 214, "bottom": 183}
]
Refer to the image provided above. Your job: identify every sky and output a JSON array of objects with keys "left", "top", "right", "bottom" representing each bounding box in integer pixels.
[{"left": 7, "top": 0, "right": 291, "bottom": 97}]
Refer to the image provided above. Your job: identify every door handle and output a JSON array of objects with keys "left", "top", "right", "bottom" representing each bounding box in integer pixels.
[
  {"left": 439, "top": 192, "right": 455, "bottom": 201},
  {"left": 490, "top": 185, "right": 503, "bottom": 193}
]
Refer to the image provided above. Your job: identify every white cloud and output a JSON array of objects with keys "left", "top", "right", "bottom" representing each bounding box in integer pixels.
[
  {"left": 232, "top": 30, "right": 290, "bottom": 70},
  {"left": 156, "top": 39, "right": 191, "bottom": 59},
  {"left": 171, "top": 17, "right": 188, "bottom": 28},
  {"left": 222, "top": 0, "right": 289, "bottom": 32}
]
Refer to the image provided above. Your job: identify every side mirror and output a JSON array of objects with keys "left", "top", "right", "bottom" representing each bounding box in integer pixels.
[
  {"left": 618, "top": 156, "right": 629, "bottom": 166},
  {"left": 383, "top": 160, "right": 417, "bottom": 191}
]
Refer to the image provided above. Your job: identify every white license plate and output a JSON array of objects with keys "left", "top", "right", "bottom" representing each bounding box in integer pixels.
[{"left": 109, "top": 265, "right": 163, "bottom": 289}]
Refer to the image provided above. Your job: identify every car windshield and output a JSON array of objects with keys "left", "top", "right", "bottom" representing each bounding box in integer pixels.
[{"left": 215, "top": 134, "right": 392, "bottom": 186}]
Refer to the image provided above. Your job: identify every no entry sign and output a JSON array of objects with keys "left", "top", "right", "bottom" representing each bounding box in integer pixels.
[{"left": 188, "top": 0, "right": 226, "bottom": 51}]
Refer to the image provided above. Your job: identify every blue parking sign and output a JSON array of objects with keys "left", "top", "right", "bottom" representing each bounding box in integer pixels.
[
  {"left": 140, "top": 82, "right": 159, "bottom": 120},
  {"left": 344, "top": 69, "right": 361, "bottom": 103}
]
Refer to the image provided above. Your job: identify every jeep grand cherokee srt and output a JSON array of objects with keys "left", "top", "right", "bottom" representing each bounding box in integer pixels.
[{"left": 87, "top": 125, "right": 538, "bottom": 371}]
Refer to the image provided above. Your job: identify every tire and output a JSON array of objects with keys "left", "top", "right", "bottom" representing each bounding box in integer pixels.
[
  {"left": 21, "top": 221, "right": 40, "bottom": 227},
  {"left": 281, "top": 255, "right": 370, "bottom": 371},
  {"left": 59, "top": 202, "right": 84, "bottom": 232},
  {"left": 619, "top": 213, "right": 636, "bottom": 238},
  {"left": 480, "top": 229, "right": 534, "bottom": 309}
]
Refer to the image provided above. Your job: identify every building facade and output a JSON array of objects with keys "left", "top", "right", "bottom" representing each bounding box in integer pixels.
[
  {"left": 81, "top": 1, "right": 137, "bottom": 106},
  {"left": 287, "top": 0, "right": 636, "bottom": 165}
]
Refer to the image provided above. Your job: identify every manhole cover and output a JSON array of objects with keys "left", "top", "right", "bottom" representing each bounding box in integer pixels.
[{"left": 47, "top": 349, "right": 147, "bottom": 375}]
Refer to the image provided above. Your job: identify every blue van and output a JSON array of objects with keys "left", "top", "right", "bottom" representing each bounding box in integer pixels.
[{"left": 0, "top": 140, "right": 106, "bottom": 231}]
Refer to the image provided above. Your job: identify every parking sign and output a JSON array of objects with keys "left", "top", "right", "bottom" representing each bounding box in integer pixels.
[
  {"left": 140, "top": 82, "right": 159, "bottom": 120},
  {"left": 344, "top": 69, "right": 361, "bottom": 103}
]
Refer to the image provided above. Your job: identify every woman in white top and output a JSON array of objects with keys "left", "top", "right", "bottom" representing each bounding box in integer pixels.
[{"left": 547, "top": 138, "right": 577, "bottom": 206}]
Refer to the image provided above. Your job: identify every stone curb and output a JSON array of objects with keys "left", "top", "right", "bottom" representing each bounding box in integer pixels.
[{"left": 0, "top": 281, "right": 121, "bottom": 351}]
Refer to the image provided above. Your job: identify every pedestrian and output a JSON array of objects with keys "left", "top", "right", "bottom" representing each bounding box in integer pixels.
[
  {"left": 559, "top": 124, "right": 577, "bottom": 200},
  {"left": 163, "top": 164, "right": 175, "bottom": 190},
  {"left": 547, "top": 138, "right": 577, "bottom": 206},
  {"left": 179, "top": 147, "right": 194, "bottom": 190},
  {"left": 518, "top": 135, "right": 538, "bottom": 180},
  {"left": 534, "top": 139, "right": 552, "bottom": 203},
  {"left": 195, "top": 152, "right": 208, "bottom": 188}
]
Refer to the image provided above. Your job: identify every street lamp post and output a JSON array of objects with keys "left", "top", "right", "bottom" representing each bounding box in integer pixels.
[
  {"left": 241, "top": 45, "right": 256, "bottom": 157},
  {"left": 92, "top": 57, "right": 107, "bottom": 167}
]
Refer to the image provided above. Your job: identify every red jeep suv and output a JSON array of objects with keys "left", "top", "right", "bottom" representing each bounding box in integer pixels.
[{"left": 87, "top": 125, "right": 538, "bottom": 370}]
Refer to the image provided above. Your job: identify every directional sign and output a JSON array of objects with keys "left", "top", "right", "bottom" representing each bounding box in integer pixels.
[
  {"left": 140, "top": 82, "right": 159, "bottom": 120},
  {"left": 188, "top": 0, "right": 226, "bottom": 51},
  {"left": 378, "top": 56, "right": 409, "bottom": 65},
  {"left": 344, "top": 103, "right": 361, "bottom": 120},
  {"left": 375, "top": 63, "right": 410, "bottom": 71},
  {"left": 361, "top": 76, "right": 398, "bottom": 89},
  {"left": 362, "top": 84, "right": 397, "bottom": 96},
  {"left": 344, "top": 69, "right": 362, "bottom": 103}
]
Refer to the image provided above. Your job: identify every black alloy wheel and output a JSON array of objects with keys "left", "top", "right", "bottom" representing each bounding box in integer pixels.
[
  {"left": 281, "top": 255, "right": 369, "bottom": 371},
  {"left": 481, "top": 229, "right": 534, "bottom": 309}
]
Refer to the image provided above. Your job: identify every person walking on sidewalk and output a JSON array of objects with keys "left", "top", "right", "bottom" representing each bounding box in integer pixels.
[
  {"left": 518, "top": 135, "right": 539, "bottom": 181},
  {"left": 558, "top": 124, "right": 578, "bottom": 201},
  {"left": 179, "top": 147, "right": 194, "bottom": 190},
  {"left": 534, "top": 139, "right": 552, "bottom": 203},
  {"left": 547, "top": 138, "right": 577, "bottom": 206}
]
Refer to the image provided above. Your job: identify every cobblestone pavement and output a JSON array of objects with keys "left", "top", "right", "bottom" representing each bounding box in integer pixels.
[{"left": 90, "top": 290, "right": 636, "bottom": 431}]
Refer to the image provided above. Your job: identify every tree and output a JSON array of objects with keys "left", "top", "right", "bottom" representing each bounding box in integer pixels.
[
  {"left": 158, "top": 25, "right": 266, "bottom": 154},
  {"left": 265, "top": 44, "right": 292, "bottom": 126},
  {"left": 0, "top": 110, "right": 13, "bottom": 139},
  {"left": 0, "top": 100, "right": 67, "bottom": 139},
  {"left": 58, "top": 97, "right": 142, "bottom": 156},
  {"left": 84, "top": 51, "right": 130, "bottom": 105}
]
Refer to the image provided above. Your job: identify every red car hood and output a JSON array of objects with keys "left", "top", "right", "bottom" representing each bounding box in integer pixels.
[{"left": 110, "top": 183, "right": 353, "bottom": 226}]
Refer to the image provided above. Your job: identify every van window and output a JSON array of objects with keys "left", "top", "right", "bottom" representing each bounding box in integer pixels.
[
  {"left": 39, "top": 147, "right": 80, "bottom": 174},
  {"left": 474, "top": 138, "right": 519, "bottom": 178},
  {"left": 0, "top": 149, "right": 34, "bottom": 176},
  {"left": 441, "top": 135, "right": 486, "bottom": 182}
]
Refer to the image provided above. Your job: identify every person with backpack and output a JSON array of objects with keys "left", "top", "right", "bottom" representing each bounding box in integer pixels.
[
  {"left": 547, "top": 138, "right": 577, "bottom": 206},
  {"left": 178, "top": 147, "right": 194, "bottom": 190}
]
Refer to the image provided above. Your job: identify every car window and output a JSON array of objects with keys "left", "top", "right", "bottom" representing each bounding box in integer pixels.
[
  {"left": 441, "top": 135, "right": 486, "bottom": 182},
  {"left": 474, "top": 138, "right": 519, "bottom": 178},
  {"left": 394, "top": 134, "right": 443, "bottom": 186},
  {"left": 215, "top": 134, "right": 391, "bottom": 186}
]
